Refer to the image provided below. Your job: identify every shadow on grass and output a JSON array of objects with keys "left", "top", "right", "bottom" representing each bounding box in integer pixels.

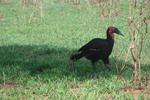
[{"left": 0, "top": 45, "right": 150, "bottom": 81}]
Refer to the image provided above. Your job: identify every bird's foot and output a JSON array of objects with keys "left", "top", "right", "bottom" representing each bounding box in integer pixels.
[
  {"left": 105, "top": 64, "right": 111, "bottom": 71},
  {"left": 69, "top": 60, "right": 75, "bottom": 72},
  {"left": 92, "top": 62, "right": 97, "bottom": 72}
]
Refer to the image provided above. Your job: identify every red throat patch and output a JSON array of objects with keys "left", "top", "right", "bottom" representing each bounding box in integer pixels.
[
  {"left": 109, "top": 33, "right": 115, "bottom": 39},
  {"left": 109, "top": 29, "right": 115, "bottom": 39}
]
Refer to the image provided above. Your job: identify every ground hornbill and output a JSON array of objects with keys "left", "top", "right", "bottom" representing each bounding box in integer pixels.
[{"left": 70, "top": 26, "right": 124, "bottom": 70}]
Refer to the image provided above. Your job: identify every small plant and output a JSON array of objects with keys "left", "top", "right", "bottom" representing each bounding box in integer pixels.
[
  {"left": 88, "top": 0, "right": 121, "bottom": 19},
  {"left": 127, "top": 0, "right": 149, "bottom": 87},
  {"left": 20, "top": 0, "right": 43, "bottom": 24}
]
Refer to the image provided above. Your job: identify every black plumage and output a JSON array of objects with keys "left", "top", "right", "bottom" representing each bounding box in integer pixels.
[{"left": 70, "top": 26, "right": 123, "bottom": 70}]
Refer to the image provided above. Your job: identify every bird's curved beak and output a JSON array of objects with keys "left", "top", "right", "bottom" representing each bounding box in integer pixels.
[
  {"left": 117, "top": 30, "right": 124, "bottom": 37},
  {"left": 120, "top": 33, "right": 124, "bottom": 36}
]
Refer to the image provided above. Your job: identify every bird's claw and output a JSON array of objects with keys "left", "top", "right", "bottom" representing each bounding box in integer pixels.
[
  {"left": 105, "top": 64, "right": 111, "bottom": 71},
  {"left": 69, "top": 60, "right": 75, "bottom": 71}
]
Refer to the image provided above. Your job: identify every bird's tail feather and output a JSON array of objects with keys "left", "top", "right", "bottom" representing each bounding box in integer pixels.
[{"left": 70, "top": 52, "right": 83, "bottom": 61}]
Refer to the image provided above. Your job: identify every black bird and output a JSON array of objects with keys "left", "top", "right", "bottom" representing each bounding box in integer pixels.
[{"left": 70, "top": 26, "right": 124, "bottom": 70}]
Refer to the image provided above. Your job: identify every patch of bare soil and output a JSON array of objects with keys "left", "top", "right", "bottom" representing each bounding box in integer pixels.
[
  {"left": 119, "top": 85, "right": 150, "bottom": 99},
  {"left": 0, "top": 81, "right": 16, "bottom": 89},
  {"left": 120, "top": 86, "right": 144, "bottom": 96},
  {"left": 70, "top": 83, "right": 84, "bottom": 93},
  {"left": 70, "top": 84, "right": 81, "bottom": 93}
]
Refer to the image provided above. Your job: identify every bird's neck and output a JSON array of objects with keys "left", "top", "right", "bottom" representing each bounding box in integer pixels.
[
  {"left": 107, "top": 39, "right": 114, "bottom": 47},
  {"left": 106, "top": 33, "right": 114, "bottom": 48},
  {"left": 107, "top": 38, "right": 114, "bottom": 54},
  {"left": 107, "top": 32, "right": 115, "bottom": 40}
]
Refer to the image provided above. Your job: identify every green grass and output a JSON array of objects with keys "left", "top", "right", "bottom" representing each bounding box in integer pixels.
[{"left": 0, "top": 0, "right": 150, "bottom": 99}]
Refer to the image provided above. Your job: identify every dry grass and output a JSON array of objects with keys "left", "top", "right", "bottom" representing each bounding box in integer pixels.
[
  {"left": 118, "top": 74, "right": 150, "bottom": 99},
  {"left": 0, "top": 0, "right": 11, "bottom": 4},
  {"left": 88, "top": 0, "right": 121, "bottom": 20},
  {"left": 0, "top": 81, "right": 16, "bottom": 89},
  {"left": 64, "top": 0, "right": 80, "bottom": 5},
  {"left": 88, "top": 0, "right": 108, "bottom": 6},
  {"left": 0, "top": 0, "right": 149, "bottom": 99},
  {"left": 19, "top": 0, "right": 43, "bottom": 24},
  {"left": 0, "top": 14, "right": 4, "bottom": 21}
]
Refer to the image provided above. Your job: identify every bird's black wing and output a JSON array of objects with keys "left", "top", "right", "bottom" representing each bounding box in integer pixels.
[{"left": 78, "top": 38, "right": 109, "bottom": 52}]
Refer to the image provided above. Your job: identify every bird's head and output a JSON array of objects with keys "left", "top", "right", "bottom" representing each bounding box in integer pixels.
[{"left": 107, "top": 26, "right": 124, "bottom": 39}]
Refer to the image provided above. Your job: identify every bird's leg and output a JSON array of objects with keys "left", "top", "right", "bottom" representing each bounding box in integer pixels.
[
  {"left": 103, "top": 58, "right": 111, "bottom": 71},
  {"left": 91, "top": 61, "right": 96, "bottom": 71},
  {"left": 69, "top": 60, "right": 75, "bottom": 71},
  {"left": 105, "top": 64, "right": 111, "bottom": 71}
]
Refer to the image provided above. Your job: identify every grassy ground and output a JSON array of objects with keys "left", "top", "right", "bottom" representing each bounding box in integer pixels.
[{"left": 0, "top": 0, "right": 150, "bottom": 99}]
